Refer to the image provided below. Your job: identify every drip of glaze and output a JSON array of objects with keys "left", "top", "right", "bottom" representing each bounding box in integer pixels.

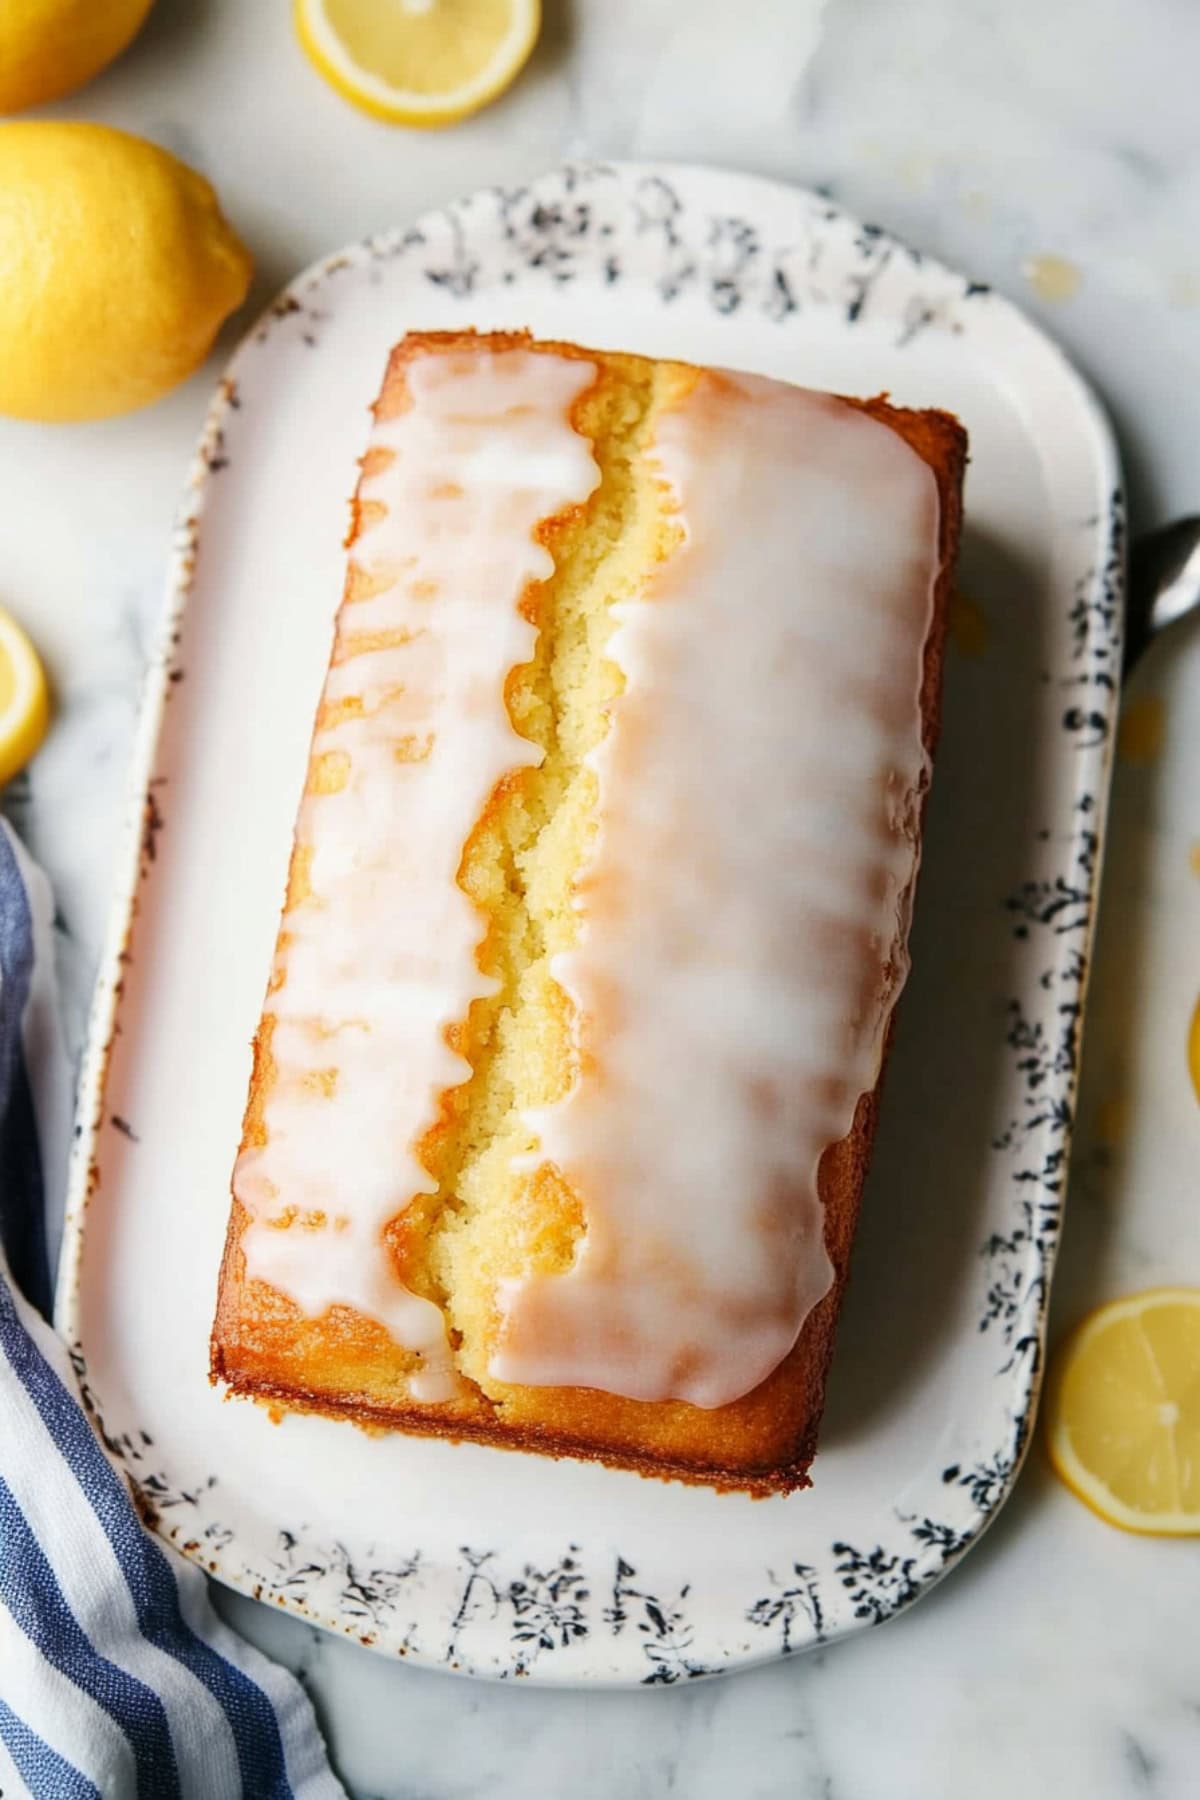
[
  {"left": 495, "top": 372, "right": 941, "bottom": 1409},
  {"left": 233, "top": 347, "right": 599, "bottom": 1399}
]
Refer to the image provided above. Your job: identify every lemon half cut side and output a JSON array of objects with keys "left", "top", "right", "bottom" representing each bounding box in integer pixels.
[
  {"left": 0, "top": 608, "right": 50, "bottom": 787},
  {"left": 1045, "top": 1287, "right": 1200, "bottom": 1535},
  {"left": 295, "top": 0, "right": 541, "bottom": 127}
]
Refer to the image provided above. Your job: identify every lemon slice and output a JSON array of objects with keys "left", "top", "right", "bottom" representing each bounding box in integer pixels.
[
  {"left": 295, "top": 0, "right": 540, "bottom": 127},
  {"left": 1045, "top": 1288, "right": 1200, "bottom": 1535},
  {"left": 0, "top": 607, "right": 50, "bottom": 787}
]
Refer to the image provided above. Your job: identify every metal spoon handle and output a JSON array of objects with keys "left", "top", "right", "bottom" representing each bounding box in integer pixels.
[{"left": 1126, "top": 514, "right": 1200, "bottom": 674}]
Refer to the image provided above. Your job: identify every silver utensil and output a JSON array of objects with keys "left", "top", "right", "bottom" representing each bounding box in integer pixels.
[{"left": 1126, "top": 515, "right": 1200, "bottom": 672}]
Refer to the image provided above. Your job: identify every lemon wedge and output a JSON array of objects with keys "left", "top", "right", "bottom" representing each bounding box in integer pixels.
[
  {"left": 295, "top": 0, "right": 540, "bottom": 127},
  {"left": 1045, "top": 1287, "right": 1200, "bottom": 1535},
  {"left": 0, "top": 607, "right": 50, "bottom": 787}
]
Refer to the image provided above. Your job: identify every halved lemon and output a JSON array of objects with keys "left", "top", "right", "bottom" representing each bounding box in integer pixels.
[
  {"left": 295, "top": 0, "right": 540, "bottom": 127},
  {"left": 1045, "top": 1288, "right": 1200, "bottom": 1535},
  {"left": 0, "top": 607, "right": 49, "bottom": 787}
]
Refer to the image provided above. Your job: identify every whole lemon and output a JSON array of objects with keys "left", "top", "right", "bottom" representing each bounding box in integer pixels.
[
  {"left": 0, "top": 0, "right": 155, "bottom": 113},
  {"left": 0, "top": 123, "right": 253, "bottom": 422}
]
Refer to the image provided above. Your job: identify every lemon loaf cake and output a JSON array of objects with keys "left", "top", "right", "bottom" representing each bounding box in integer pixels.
[{"left": 211, "top": 330, "right": 966, "bottom": 1494}]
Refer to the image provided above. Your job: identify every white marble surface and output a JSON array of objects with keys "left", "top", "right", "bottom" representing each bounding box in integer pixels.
[{"left": 7, "top": 0, "right": 1200, "bottom": 1793}]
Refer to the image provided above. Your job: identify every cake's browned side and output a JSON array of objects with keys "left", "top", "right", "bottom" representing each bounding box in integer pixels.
[{"left": 210, "top": 331, "right": 967, "bottom": 1497}]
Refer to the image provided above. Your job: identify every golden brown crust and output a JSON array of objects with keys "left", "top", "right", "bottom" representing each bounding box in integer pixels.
[{"left": 210, "top": 331, "right": 968, "bottom": 1496}]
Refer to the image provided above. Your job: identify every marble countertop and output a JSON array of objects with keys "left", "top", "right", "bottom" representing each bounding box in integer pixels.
[{"left": 6, "top": 0, "right": 1200, "bottom": 1793}]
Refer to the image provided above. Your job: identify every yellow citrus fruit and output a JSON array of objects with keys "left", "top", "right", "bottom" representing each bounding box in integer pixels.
[
  {"left": 0, "top": 608, "right": 50, "bottom": 787},
  {"left": 295, "top": 0, "right": 540, "bottom": 127},
  {"left": 0, "top": 0, "right": 155, "bottom": 114},
  {"left": 0, "top": 123, "right": 252, "bottom": 423},
  {"left": 1045, "top": 1288, "right": 1200, "bottom": 1535}
]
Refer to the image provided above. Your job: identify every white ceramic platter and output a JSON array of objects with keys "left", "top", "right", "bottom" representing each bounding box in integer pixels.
[{"left": 58, "top": 162, "right": 1122, "bottom": 1685}]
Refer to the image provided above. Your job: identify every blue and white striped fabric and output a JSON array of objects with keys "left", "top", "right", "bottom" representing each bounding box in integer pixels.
[{"left": 0, "top": 820, "right": 346, "bottom": 1799}]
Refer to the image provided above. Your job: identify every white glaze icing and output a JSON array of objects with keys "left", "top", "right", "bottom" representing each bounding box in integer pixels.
[
  {"left": 232, "top": 347, "right": 599, "bottom": 1398},
  {"left": 492, "top": 371, "right": 941, "bottom": 1409}
]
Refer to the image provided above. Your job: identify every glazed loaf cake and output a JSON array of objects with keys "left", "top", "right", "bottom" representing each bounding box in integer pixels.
[{"left": 211, "top": 330, "right": 966, "bottom": 1494}]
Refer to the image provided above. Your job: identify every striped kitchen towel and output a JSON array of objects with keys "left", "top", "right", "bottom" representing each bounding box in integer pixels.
[{"left": 0, "top": 819, "right": 346, "bottom": 1799}]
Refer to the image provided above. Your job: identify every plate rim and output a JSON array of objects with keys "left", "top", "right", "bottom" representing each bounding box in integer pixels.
[{"left": 55, "top": 158, "right": 1124, "bottom": 1685}]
